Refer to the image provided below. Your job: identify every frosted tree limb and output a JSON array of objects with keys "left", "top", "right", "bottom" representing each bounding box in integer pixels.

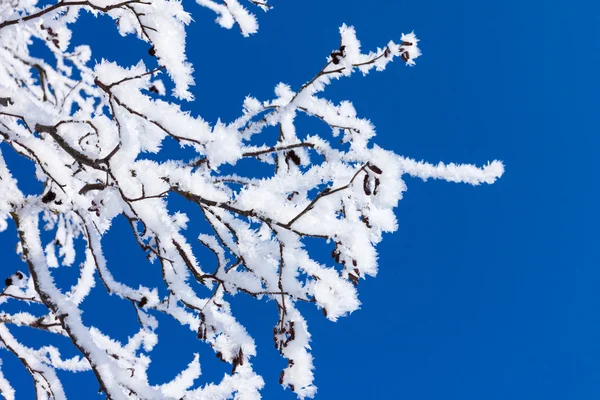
[{"left": 0, "top": 1, "right": 503, "bottom": 398}]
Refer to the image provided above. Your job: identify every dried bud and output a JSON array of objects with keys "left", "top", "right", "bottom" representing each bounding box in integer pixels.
[
  {"left": 401, "top": 52, "right": 411, "bottom": 63},
  {"left": 361, "top": 215, "right": 372, "bottom": 228},
  {"left": 148, "top": 46, "right": 156, "bottom": 57},
  {"left": 149, "top": 86, "right": 159, "bottom": 94},
  {"left": 138, "top": 297, "right": 147, "bottom": 308},
  {"left": 322, "top": 308, "right": 328, "bottom": 317},
  {"left": 5, "top": 277, "right": 12, "bottom": 286},
  {"left": 15, "top": 271, "right": 23, "bottom": 279},
  {"left": 0, "top": 97, "right": 13, "bottom": 107},
  {"left": 41, "top": 190, "right": 56, "bottom": 203}
]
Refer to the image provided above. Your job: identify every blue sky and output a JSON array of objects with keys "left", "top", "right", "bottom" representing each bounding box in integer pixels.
[{"left": 1, "top": 0, "right": 599, "bottom": 399}]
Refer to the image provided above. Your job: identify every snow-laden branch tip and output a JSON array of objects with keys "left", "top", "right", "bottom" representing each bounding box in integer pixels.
[{"left": 399, "top": 157, "right": 504, "bottom": 185}]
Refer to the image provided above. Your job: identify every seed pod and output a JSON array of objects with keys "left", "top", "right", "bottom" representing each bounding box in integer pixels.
[
  {"left": 401, "top": 52, "right": 411, "bottom": 63},
  {"left": 287, "top": 150, "right": 301, "bottom": 166},
  {"left": 149, "top": 86, "right": 159, "bottom": 94},
  {"left": 5, "top": 277, "right": 12, "bottom": 286},
  {"left": 232, "top": 358, "right": 239, "bottom": 374},
  {"left": 383, "top": 47, "right": 391, "bottom": 58},
  {"left": 279, "top": 370, "right": 285, "bottom": 385},
  {"left": 15, "top": 271, "right": 23, "bottom": 279},
  {"left": 363, "top": 174, "right": 372, "bottom": 196},
  {"left": 373, "top": 178, "right": 381, "bottom": 195},
  {"left": 42, "top": 191, "right": 56, "bottom": 203},
  {"left": 148, "top": 46, "right": 156, "bottom": 57},
  {"left": 290, "top": 384, "right": 295, "bottom": 392},
  {"left": 368, "top": 164, "right": 383, "bottom": 174}
]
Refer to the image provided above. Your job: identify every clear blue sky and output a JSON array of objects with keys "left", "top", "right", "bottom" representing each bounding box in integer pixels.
[{"left": 1, "top": 0, "right": 599, "bottom": 399}]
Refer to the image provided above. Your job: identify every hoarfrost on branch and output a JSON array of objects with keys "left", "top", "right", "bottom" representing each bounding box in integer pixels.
[{"left": 0, "top": 0, "right": 503, "bottom": 398}]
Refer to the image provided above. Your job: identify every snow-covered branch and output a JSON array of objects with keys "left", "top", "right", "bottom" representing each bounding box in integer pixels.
[{"left": 0, "top": 1, "right": 503, "bottom": 398}]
